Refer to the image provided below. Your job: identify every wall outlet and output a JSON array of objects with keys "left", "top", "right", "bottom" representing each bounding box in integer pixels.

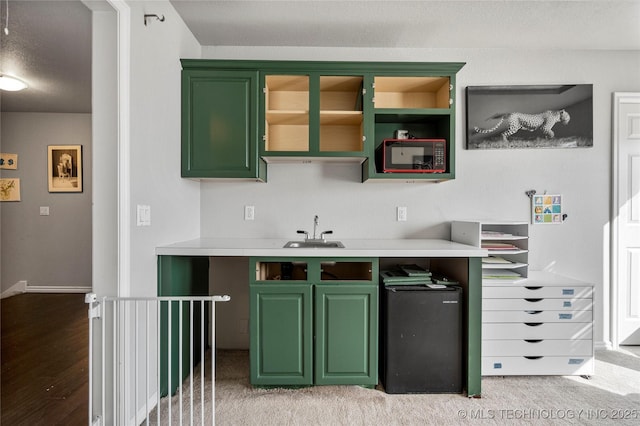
[
  {"left": 39, "top": 206, "right": 50, "bottom": 216},
  {"left": 244, "top": 205, "right": 255, "bottom": 221},
  {"left": 397, "top": 206, "right": 407, "bottom": 222}
]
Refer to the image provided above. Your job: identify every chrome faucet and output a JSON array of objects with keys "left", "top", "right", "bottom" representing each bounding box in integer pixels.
[
  {"left": 297, "top": 215, "right": 333, "bottom": 242},
  {"left": 313, "top": 215, "right": 319, "bottom": 240}
]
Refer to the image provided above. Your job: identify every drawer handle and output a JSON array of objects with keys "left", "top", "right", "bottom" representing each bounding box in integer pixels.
[
  {"left": 524, "top": 298, "right": 543, "bottom": 303},
  {"left": 524, "top": 356, "right": 544, "bottom": 360},
  {"left": 524, "top": 310, "right": 543, "bottom": 315},
  {"left": 524, "top": 322, "right": 543, "bottom": 327},
  {"left": 524, "top": 286, "right": 543, "bottom": 290},
  {"left": 524, "top": 339, "right": 543, "bottom": 343}
]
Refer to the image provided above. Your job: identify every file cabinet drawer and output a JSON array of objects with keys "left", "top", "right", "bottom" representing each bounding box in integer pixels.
[
  {"left": 482, "top": 356, "right": 594, "bottom": 376},
  {"left": 483, "top": 322, "right": 592, "bottom": 340},
  {"left": 481, "top": 339, "right": 593, "bottom": 357},
  {"left": 483, "top": 298, "right": 592, "bottom": 311},
  {"left": 483, "top": 286, "right": 593, "bottom": 299},
  {"left": 483, "top": 309, "right": 592, "bottom": 323}
]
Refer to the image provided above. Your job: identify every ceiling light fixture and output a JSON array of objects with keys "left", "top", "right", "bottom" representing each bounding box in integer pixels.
[{"left": 0, "top": 74, "right": 28, "bottom": 91}]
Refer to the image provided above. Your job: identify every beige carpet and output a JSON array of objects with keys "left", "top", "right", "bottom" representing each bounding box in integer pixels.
[{"left": 154, "top": 347, "right": 640, "bottom": 425}]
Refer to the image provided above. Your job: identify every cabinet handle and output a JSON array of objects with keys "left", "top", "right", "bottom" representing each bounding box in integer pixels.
[
  {"left": 524, "top": 310, "right": 543, "bottom": 315},
  {"left": 524, "top": 339, "right": 543, "bottom": 343},
  {"left": 524, "top": 298, "right": 543, "bottom": 302},
  {"left": 524, "top": 322, "right": 543, "bottom": 327},
  {"left": 524, "top": 356, "right": 544, "bottom": 360},
  {"left": 524, "top": 286, "right": 543, "bottom": 290}
]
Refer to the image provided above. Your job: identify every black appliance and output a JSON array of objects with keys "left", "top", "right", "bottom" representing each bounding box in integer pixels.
[{"left": 380, "top": 284, "right": 462, "bottom": 393}]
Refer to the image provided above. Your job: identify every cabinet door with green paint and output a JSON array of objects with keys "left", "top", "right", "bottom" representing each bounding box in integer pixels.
[
  {"left": 250, "top": 283, "right": 313, "bottom": 386},
  {"left": 182, "top": 69, "right": 263, "bottom": 179},
  {"left": 314, "top": 284, "right": 378, "bottom": 385}
]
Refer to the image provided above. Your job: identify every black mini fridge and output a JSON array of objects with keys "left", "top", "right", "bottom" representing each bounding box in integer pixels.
[{"left": 380, "top": 285, "right": 462, "bottom": 394}]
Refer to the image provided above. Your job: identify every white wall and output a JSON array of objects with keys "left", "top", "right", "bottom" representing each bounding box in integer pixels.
[
  {"left": 127, "top": 1, "right": 201, "bottom": 298},
  {"left": 198, "top": 46, "right": 640, "bottom": 347}
]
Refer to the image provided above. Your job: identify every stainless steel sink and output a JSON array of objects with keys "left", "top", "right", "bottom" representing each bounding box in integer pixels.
[{"left": 283, "top": 240, "right": 345, "bottom": 248}]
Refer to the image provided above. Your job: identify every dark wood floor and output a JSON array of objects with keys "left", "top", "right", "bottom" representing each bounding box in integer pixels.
[{"left": 1, "top": 293, "right": 88, "bottom": 425}]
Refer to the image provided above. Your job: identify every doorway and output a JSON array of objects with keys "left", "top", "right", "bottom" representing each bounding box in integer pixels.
[{"left": 612, "top": 92, "right": 640, "bottom": 347}]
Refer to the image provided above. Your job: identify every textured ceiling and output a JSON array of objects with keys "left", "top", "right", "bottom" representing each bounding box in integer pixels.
[
  {"left": 170, "top": 0, "right": 640, "bottom": 50},
  {"left": 1, "top": 1, "right": 639, "bottom": 114},
  {"left": 0, "top": 1, "right": 92, "bottom": 113}
]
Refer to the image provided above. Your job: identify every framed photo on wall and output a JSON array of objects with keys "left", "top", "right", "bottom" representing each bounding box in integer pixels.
[
  {"left": 466, "top": 84, "right": 593, "bottom": 149},
  {"left": 48, "top": 145, "right": 83, "bottom": 192}
]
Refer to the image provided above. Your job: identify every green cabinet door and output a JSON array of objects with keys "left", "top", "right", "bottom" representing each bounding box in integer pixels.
[
  {"left": 182, "top": 69, "right": 266, "bottom": 180},
  {"left": 250, "top": 283, "right": 313, "bottom": 385},
  {"left": 314, "top": 284, "right": 378, "bottom": 385}
]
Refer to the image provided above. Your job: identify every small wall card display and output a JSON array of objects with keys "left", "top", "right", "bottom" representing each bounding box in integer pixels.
[
  {"left": 0, "top": 178, "right": 21, "bottom": 201},
  {"left": 48, "top": 145, "right": 82, "bottom": 193},
  {"left": 466, "top": 84, "right": 593, "bottom": 149},
  {"left": 532, "top": 194, "right": 563, "bottom": 224},
  {"left": 0, "top": 153, "right": 18, "bottom": 169}
]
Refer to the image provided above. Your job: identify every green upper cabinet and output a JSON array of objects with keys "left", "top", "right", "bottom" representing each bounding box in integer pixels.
[
  {"left": 181, "top": 67, "right": 266, "bottom": 180},
  {"left": 261, "top": 73, "right": 368, "bottom": 160},
  {"left": 181, "top": 60, "right": 464, "bottom": 181}
]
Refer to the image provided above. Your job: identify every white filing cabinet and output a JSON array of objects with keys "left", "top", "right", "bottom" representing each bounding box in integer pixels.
[
  {"left": 452, "top": 221, "right": 594, "bottom": 376},
  {"left": 482, "top": 271, "right": 594, "bottom": 376}
]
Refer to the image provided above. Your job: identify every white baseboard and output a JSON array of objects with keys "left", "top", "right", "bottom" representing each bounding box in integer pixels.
[
  {"left": 1, "top": 280, "right": 28, "bottom": 299},
  {"left": 1, "top": 281, "right": 91, "bottom": 299},
  {"left": 26, "top": 285, "right": 92, "bottom": 294}
]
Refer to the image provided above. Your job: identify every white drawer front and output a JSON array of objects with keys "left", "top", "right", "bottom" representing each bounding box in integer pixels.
[
  {"left": 483, "top": 286, "right": 593, "bottom": 299},
  {"left": 483, "top": 298, "right": 593, "bottom": 311},
  {"left": 483, "top": 310, "right": 593, "bottom": 323},
  {"left": 482, "top": 356, "right": 594, "bottom": 376},
  {"left": 482, "top": 339, "right": 593, "bottom": 356},
  {"left": 483, "top": 322, "right": 592, "bottom": 340}
]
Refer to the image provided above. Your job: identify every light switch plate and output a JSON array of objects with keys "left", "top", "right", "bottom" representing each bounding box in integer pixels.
[
  {"left": 397, "top": 206, "right": 407, "bottom": 222},
  {"left": 137, "top": 205, "right": 151, "bottom": 226},
  {"left": 40, "top": 206, "right": 50, "bottom": 216}
]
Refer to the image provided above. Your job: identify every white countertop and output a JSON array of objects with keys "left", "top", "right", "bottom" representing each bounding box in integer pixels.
[{"left": 155, "top": 238, "right": 487, "bottom": 258}]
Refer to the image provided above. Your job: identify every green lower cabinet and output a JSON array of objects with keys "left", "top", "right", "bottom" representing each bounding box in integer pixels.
[
  {"left": 250, "top": 284, "right": 313, "bottom": 385},
  {"left": 249, "top": 257, "right": 378, "bottom": 387},
  {"left": 314, "top": 285, "right": 378, "bottom": 385}
]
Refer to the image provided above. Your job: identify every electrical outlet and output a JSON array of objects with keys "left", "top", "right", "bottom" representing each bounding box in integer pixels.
[
  {"left": 39, "top": 206, "right": 50, "bottom": 216},
  {"left": 244, "top": 205, "right": 255, "bottom": 221},
  {"left": 397, "top": 206, "right": 407, "bottom": 222}
]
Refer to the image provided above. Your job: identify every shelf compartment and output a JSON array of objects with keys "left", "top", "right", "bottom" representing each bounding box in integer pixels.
[
  {"left": 265, "top": 75, "right": 310, "bottom": 152},
  {"left": 320, "top": 261, "right": 373, "bottom": 281},
  {"left": 374, "top": 76, "right": 450, "bottom": 109},
  {"left": 320, "top": 76, "right": 363, "bottom": 111},
  {"left": 255, "top": 261, "right": 308, "bottom": 281}
]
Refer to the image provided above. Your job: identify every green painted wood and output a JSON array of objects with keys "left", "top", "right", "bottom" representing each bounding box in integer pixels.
[
  {"left": 466, "top": 256, "right": 482, "bottom": 397},
  {"left": 249, "top": 257, "right": 378, "bottom": 386},
  {"left": 181, "top": 60, "right": 465, "bottom": 181},
  {"left": 157, "top": 255, "right": 209, "bottom": 396},
  {"left": 314, "top": 285, "right": 378, "bottom": 385},
  {"left": 181, "top": 59, "right": 465, "bottom": 75},
  {"left": 250, "top": 284, "right": 313, "bottom": 385},
  {"left": 181, "top": 69, "right": 264, "bottom": 180}
]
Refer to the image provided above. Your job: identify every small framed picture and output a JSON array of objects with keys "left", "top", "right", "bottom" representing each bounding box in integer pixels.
[
  {"left": 532, "top": 194, "right": 563, "bottom": 224},
  {"left": 0, "top": 178, "right": 20, "bottom": 201},
  {"left": 48, "top": 145, "right": 82, "bottom": 193}
]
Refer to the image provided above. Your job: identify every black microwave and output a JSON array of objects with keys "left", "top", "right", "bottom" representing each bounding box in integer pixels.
[{"left": 377, "top": 139, "right": 446, "bottom": 173}]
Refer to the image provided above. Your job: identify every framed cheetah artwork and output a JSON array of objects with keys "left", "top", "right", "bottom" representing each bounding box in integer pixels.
[{"left": 466, "top": 84, "right": 593, "bottom": 149}]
